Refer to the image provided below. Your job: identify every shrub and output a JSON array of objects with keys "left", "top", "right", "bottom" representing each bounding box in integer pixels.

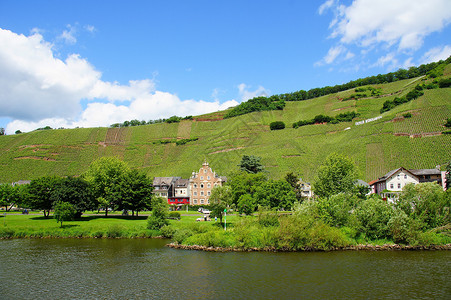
[
  {"left": 168, "top": 211, "right": 181, "bottom": 219},
  {"left": 354, "top": 198, "right": 394, "bottom": 240},
  {"left": 438, "top": 78, "right": 451, "bottom": 88},
  {"left": 172, "top": 228, "right": 194, "bottom": 244},
  {"left": 269, "top": 121, "right": 285, "bottom": 130},
  {"left": 147, "top": 197, "right": 169, "bottom": 230},
  {"left": 160, "top": 225, "right": 176, "bottom": 238},
  {"left": 444, "top": 118, "right": 451, "bottom": 128},
  {"left": 106, "top": 225, "right": 124, "bottom": 238},
  {"left": 388, "top": 209, "right": 412, "bottom": 244},
  {"left": 403, "top": 112, "right": 412, "bottom": 118},
  {"left": 257, "top": 208, "right": 280, "bottom": 227}
]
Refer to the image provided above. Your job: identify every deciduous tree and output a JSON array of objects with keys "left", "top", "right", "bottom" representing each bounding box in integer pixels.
[
  {"left": 84, "top": 157, "right": 130, "bottom": 216},
  {"left": 114, "top": 169, "right": 153, "bottom": 217},
  {"left": 239, "top": 155, "right": 265, "bottom": 174},
  {"left": 53, "top": 201, "right": 76, "bottom": 227},
  {"left": 25, "top": 176, "right": 60, "bottom": 217},
  {"left": 313, "top": 153, "right": 358, "bottom": 198}
]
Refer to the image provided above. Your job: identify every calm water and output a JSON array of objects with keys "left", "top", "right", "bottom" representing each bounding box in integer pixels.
[{"left": 0, "top": 239, "right": 450, "bottom": 299}]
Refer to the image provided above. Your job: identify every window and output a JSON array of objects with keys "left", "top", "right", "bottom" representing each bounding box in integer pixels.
[
  {"left": 397, "top": 174, "right": 400, "bottom": 179},
  {"left": 200, "top": 191, "right": 204, "bottom": 196},
  {"left": 390, "top": 184, "right": 394, "bottom": 189},
  {"left": 207, "top": 183, "right": 211, "bottom": 188},
  {"left": 204, "top": 169, "right": 207, "bottom": 173},
  {"left": 200, "top": 199, "right": 204, "bottom": 204},
  {"left": 194, "top": 192, "right": 197, "bottom": 196},
  {"left": 193, "top": 199, "right": 197, "bottom": 204},
  {"left": 207, "top": 199, "right": 210, "bottom": 204},
  {"left": 398, "top": 183, "right": 401, "bottom": 189},
  {"left": 194, "top": 184, "right": 197, "bottom": 188},
  {"left": 207, "top": 176, "right": 210, "bottom": 180},
  {"left": 404, "top": 175, "right": 407, "bottom": 179},
  {"left": 200, "top": 176, "right": 204, "bottom": 180},
  {"left": 207, "top": 191, "right": 211, "bottom": 196}
]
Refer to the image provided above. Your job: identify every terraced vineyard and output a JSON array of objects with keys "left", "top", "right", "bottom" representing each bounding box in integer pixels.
[{"left": 0, "top": 75, "right": 450, "bottom": 183}]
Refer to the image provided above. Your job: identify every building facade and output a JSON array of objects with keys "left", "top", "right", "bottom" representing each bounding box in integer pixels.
[
  {"left": 152, "top": 177, "right": 180, "bottom": 199},
  {"left": 189, "top": 161, "right": 227, "bottom": 205},
  {"left": 168, "top": 178, "right": 190, "bottom": 206},
  {"left": 370, "top": 167, "right": 419, "bottom": 195}
]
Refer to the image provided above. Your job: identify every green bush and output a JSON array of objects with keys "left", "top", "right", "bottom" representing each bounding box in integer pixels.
[
  {"left": 403, "top": 112, "right": 412, "bottom": 118},
  {"left": 168, "top": 211, "right": 181, "bottom": 219},
  {"left": 160, "top": 225, "right": 176, "bottom": 238},
  {"left": 354, "top": 198, "right": 393, "bottom": 240},
  {"left": 106, "top": 225, "right": 124, "bottom": 238},
  {"left": 269, "top": 121, "right": 286, "bottom": 130},
  {"left": 147, "top": 197, "right": 169, "bottom": 230},
  {"left": 173, "top": 228, "right": 194, "bottom": 244},
  {"left": 438, "top": 78, "right": 451, "bottom": 88}
]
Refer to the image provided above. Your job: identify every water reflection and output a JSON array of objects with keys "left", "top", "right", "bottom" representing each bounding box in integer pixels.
[{"left": 1, "top": 239, "right": 450, "bottom": 299}]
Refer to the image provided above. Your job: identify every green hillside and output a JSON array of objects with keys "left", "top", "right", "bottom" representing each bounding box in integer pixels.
[{"left": 1, "top": 70, "right": 450, "bottom": 183}]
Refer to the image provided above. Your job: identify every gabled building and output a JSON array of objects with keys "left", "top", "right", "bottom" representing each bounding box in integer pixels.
[
  {"left": 189, "top": 161, "right": 227, "bottom": 205},
  {"left": 168, "top": 178, "right": 190, "bottom": 206},
  {"left": 297, "top": 179, "right": 313, "bottom": 199},
  {"left": 152, "top": 177, "right": 180, "bottom": 199},
  {"left": 370, "top": 167, "right": 419, "bottom": 195},
  {"left": 369, "top": 166, "right": 447, "bottom": 202}
]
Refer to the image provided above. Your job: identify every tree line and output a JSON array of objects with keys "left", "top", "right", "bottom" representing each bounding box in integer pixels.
[
  {"left": 222, "top": 56, "right": 451, "bottom": 120},
  {"left": 0, "top": 157, "right": 154, "bottom": 220},
  {"left": 110, "top": 115, "right": 193, "bottom": 128}
]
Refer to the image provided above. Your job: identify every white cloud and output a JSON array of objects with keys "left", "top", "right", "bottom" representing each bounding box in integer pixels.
[
  {"left": 318, "top": 0, "right": 336, "bottom": 15},
  {"left": 318, "top": 0, "right": 451, "bottom": 67},
  {"left": 0, "top": 28, "right": 241, "bottom": 134},
  {"left": 331, "top": 0, "right": 451, "bottom": 50},
  {"left": 237, "top": 83, "right": 269, "bottom": 102},
  {"left": 59, "top": 24, "right": 77, "bottom": 45},
  {"left": 84, "top": 25, "right": 96, "bottom": 34},
  {"left": 421, "top": 45, "right": 451, "bottom": 64}
]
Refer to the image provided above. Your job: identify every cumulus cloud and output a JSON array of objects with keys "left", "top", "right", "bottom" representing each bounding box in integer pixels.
[
  {"left": 0, "top": 28, "right": 240, "bottom": 134},
  {"left": 318, "top": 0, "right": 451, "bottom": 66},
  {"left": 237, "top": 83, "right": 269, "bottom": 102},
  {"left": 421, "top": 45, "right": 451, "bottom": 64}
]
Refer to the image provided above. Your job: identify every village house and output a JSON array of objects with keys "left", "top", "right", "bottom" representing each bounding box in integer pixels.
[
  {"left": 152, "top": 177, "right": 180, "bottom": 199},
  {"left": 189, "top": 161, "right": 227, "bottom": 205},
  {"left": 297, "top": 179, "right": 313, "bottom": 199},
  {"left": 168, "top": 178, "right": 190, "bottom": 206},
  {"left": 369, "top": 166, "right": 446, "bottom": 202}
]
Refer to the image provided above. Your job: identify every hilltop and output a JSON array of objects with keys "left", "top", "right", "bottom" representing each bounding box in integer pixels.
[{"left": 0, "top": 64, "right": 450, "bottom": 183}]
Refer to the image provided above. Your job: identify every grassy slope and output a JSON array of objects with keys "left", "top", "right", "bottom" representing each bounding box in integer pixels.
[{"left": 0, "top": 74, "right": 450, "bottom": 183}]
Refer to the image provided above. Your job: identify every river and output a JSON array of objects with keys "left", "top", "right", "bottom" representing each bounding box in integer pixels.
[{"left": 1, "top": 239, "right": 450, "bottom": 299}]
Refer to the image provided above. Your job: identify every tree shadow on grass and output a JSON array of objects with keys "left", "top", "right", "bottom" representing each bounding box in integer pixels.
[
  {"left": 60, "top": 224, "right": 79, "bottom": 229},
  {"left": 74, "top": 215, "right": 148, "bottom": 222},
  {"left": 30, "top": 216, "right": 53, "bottom": 220}
]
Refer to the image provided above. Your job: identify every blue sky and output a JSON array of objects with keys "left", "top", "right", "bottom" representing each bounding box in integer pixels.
[{"left": 1, "top": 0, "right": 450, "bottom": 134}]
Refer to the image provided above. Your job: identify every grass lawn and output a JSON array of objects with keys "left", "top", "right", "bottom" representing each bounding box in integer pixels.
[{"left": 0, "top": 212, "right": 238, "bottom": 239}]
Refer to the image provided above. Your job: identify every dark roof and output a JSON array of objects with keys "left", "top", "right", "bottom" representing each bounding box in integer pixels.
[
  {"left": 152, "top": 177, "right": 180, "bottom": 187},
  {"left": 174, "top": 178, "right": 189, "bottom": 188},
  {"left": 409, "top": 169, "right": 441, "bottom": 176},
  {"left": 355, "top": 179, "right": 369, "bottom": 187}
]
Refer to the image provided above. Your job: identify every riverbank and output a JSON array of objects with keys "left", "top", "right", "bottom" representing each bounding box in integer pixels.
[{"left": 168, "top": 243, "right": 451, "bottom": 252}]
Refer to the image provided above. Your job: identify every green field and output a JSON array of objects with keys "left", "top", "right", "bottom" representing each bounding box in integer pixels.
[
  {"left": 1, "top": 75, "right": 450, "bottom": 183},
  {"left": 0, "top": 212, "right": 236, "bottom": 239}
]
